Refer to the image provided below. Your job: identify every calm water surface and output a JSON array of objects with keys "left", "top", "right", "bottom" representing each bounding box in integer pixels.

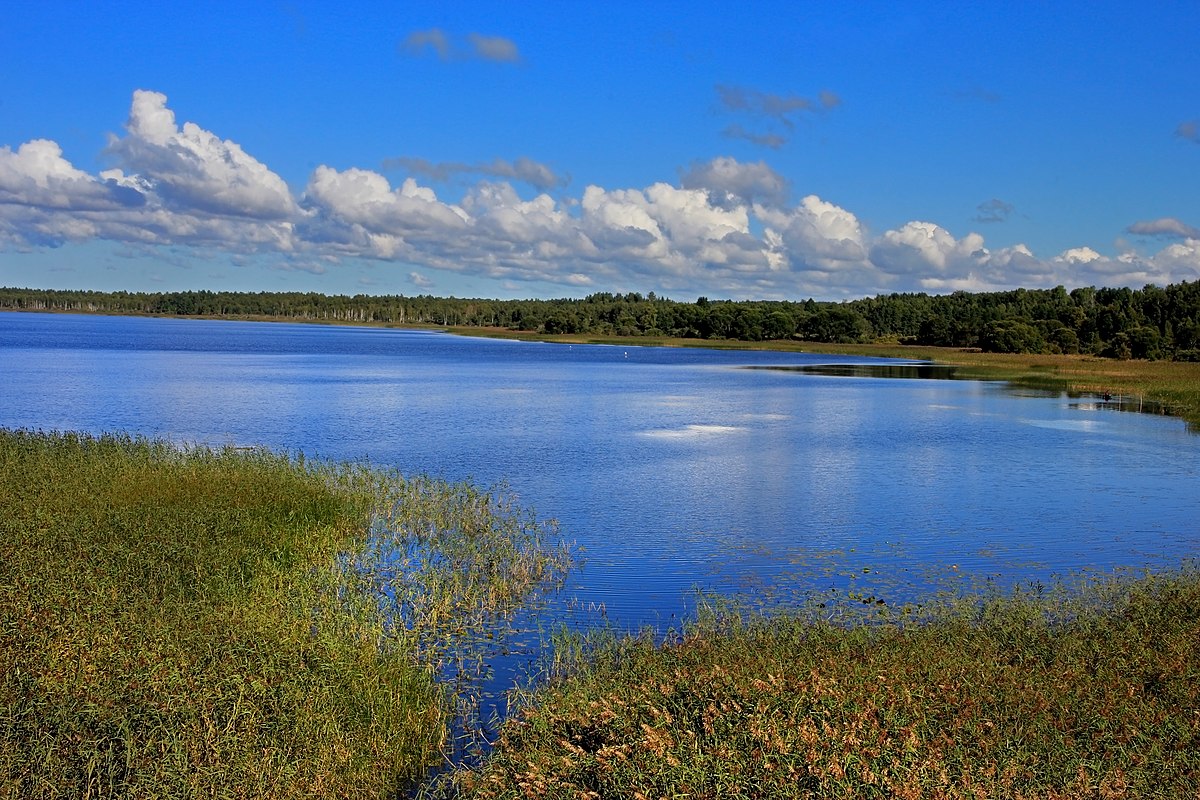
[{"left": 3, "top": 311, "right": 1198, "bottom": 625}]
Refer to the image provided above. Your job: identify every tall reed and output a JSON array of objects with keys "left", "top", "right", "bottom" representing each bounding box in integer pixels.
[
  {"left": 452, "top": 568, "right": 1200, "bottom": 799},
  {"left": 0, "top": 430, "right": 569, "bottom": 798}
]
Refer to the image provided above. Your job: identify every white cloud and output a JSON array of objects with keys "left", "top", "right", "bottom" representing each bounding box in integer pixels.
[
  {"left": 757, "top": 195, "right": 867, "bottom": 269},
  {"left": 304, "top": 166, "right": 469, "bottom": 235},
  {"left": 107, "top": 90, "right": 297, "bottom": 221},
  {"left": 0, "top": 139, "right": 144, "bottom": 212},
  {"left": 1055, "top": 246, "right": 1103, "bottom": 264},
  {"left": 680, "top": 157, "right": 788, "bottom": 207},
  {"left": 3, "top": 92, "right": 1199, "bottom": 300},
  {"left": 1147, "top": 239, "right": 1200, "bottom": 275},
  {"left": 871, "top": 222, "right": 983, "bottom": 274},
  {"left": 461, "top": 182, "right": 571, "bottom": 244},
  {"left": 865, "top": 224, "right": 1068, "bottom": 294}
]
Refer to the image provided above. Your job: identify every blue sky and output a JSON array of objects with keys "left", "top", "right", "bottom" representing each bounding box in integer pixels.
[{"left": 1, "top": 2, "right": 1198, "bottom": 301}]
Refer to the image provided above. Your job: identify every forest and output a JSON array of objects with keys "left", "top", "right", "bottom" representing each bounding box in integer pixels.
[{"left": 3, "top": 281, "right": 1200, "bottom": 361}]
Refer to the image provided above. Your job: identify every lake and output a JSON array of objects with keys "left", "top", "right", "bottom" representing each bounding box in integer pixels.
[{"left": 3, "top": 311, "right": 1198, "bottom": 627}]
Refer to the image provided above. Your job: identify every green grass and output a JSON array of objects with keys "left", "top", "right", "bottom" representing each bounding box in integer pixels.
[
  {"left": 450, "top": 571, "right": 1200, "bottom": 799},
  {"left": 0, "top": 430, "right": 570, "bottom": 799}
]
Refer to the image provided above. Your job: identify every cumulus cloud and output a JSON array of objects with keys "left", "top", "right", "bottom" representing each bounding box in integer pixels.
[
  {"left": 757, "top": 195, "right": 868, "bottom": 270},
  {"left": 871, "top": 222, "right": 983, "bottom": 275},
  {"left": 384, "top": 155, "right": 567, "bottom": 191},
  {"left": 0, "top": 92, "right": 298, "bottom": 251},
  {"left": 0, "top": 139, "right": 145, "bottom": 212},
  {"left": 106, "top": 90, "right": 297, "bottom": 221},
  {"left": 1128, "top": 217, "right": 1200, "bottom": 239},
  {"left": 1054, "top": 246, "right": 1103, "bottom": 265},
  {"left": 401, "top": 29, "right": 520, "bottom": 63},
  {"left": 2, "top": 93, "right": 1199, "bottom": 300},
  {"left": 865, "top": 223, "right": 1067, "bottom": 293},
  {"left": 680, "top": 157, "right": 788, "bottom": 208},
  {"left": 300, "top": 166, "right": 472, "bottom": 262}
]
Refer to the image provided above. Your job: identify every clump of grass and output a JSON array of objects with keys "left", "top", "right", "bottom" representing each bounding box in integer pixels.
[
  {"left": 0, "top": 429, "right": 570, "bottom": 798},
  {"left": 359, "top": 475, "right": 571, "bottom": 644},
  {"left": 353, "top": 472, "right": 573, "bottom": 765},
  {"left": 451, "top": 568, "right": 1200, "bottom": 799}
]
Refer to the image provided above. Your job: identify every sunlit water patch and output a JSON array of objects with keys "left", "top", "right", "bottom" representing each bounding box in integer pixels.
[{"left": 638, "top": 423, "right": 748, "bottom": 438}]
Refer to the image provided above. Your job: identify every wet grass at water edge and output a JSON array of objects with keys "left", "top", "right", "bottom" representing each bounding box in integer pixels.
[
  {"left": 0, "top": 429, "right": 571, "bottom": 799},
  {"left": 448, "top": 568, "right": 1200, "bottom": 799}
]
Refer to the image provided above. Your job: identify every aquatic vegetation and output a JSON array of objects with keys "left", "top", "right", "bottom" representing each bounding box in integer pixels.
[
  {"left": 0, "top": 429, "right": 571, "bottom": 799},
  {"left": 450, "top": 567, "right": 1200, "bottom": 798},
  {"left": 353, "top": 472, "right": 573, "bottom": 764}
]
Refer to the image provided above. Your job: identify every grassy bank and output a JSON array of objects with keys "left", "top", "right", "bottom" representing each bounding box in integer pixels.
[
  {"left": 774, "top": 342, "right": 1200, "bottom": 430},
  {"left": 0, "top": 430, "right": 569, "bottom": 799},
  {"left": 452, "top": 571, "right": 1200, "bottom": 799},
  {"left": 450, "top": 327, "right": 1200, "bottom": 430}
]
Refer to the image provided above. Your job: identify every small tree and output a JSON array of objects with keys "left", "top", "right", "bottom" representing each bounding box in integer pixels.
[
  {"left": 1127, "top": 325, "right": 1163, "bottom": 360},
  {"left": 980, "top": 320, "right": 1045, "bottom": 354}
]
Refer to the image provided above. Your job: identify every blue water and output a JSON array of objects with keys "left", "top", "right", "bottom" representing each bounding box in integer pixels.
[{"left": 3, "top": 311, "right": 1198, "bottom": 625}]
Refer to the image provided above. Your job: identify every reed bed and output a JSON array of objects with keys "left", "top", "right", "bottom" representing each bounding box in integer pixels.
[
  {"left": 451, "top": 569, "right": 1200, "bottom": 799},
  {"left": 0, "top": 430, "right": 570, "bottom": 799}
]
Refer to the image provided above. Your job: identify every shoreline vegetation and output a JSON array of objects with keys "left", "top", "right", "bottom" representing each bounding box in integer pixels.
[
  {"left": 4, "top": 304, "right": 1200, "bottom": 796},
  {"left": 4, "top": 284, "right": 1200, "bottom": 428},
  {"left": 449, "top": 570, "right": 1200, "bottom": 799},
  {"left": 3, "top": 429, "right": 1196, "bottom": 797},
  {"left": 5, "top": 281, "right": 1200, "bottom": 365},
  {"left": 0, "top": 430, "right": 569, "bottom": 799}
]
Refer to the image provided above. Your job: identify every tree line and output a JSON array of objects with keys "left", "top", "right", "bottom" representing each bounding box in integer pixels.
[{"left": 3, "top": 281, "right": 1200, "bottom": 361}]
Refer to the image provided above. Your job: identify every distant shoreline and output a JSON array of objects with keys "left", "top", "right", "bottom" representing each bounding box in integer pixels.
[{"left": 6, "top": 306, "right": 1200, "bottom": 428}]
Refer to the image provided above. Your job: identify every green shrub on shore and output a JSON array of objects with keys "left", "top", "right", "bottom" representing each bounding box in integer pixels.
[
  {"left": 0, "top": 430, "right": 569, "bottom": 799},
  {"left": 454, "top": 571, "right": 1200, "bottom": 799}
]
